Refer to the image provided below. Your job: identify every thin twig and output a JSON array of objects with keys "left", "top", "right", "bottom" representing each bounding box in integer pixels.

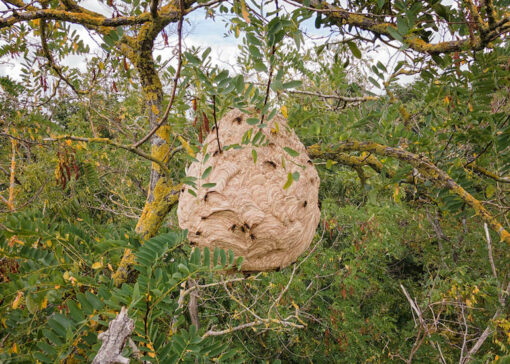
[
  {"left": 212, "top": 95, "right": 221, "bottom": 153},
  {"left": 483, "top": 223, "right": 498, "bottom": 280},
  {"left": 260, "top": 0, "right": 279, "bottom": 125},
  {"left": 401, "top": 284, "right": 447, "bottom": 364}
]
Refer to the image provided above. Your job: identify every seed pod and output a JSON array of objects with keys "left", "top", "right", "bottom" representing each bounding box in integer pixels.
[{"left": 202, "top": 112, "right": 210, "bottom": 133}]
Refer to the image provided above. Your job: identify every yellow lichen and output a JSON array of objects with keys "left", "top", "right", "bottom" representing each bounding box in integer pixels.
[
  {"left": 156, "top": 125, "right": 170, "bottom": 142},
  {"left": 135, "top": 178, "right": 181, "bottom": 239}
]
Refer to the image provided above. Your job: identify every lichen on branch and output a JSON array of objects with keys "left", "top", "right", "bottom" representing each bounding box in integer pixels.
[{"left": 309, "top": 142, "right": 510, "bottom": 244}]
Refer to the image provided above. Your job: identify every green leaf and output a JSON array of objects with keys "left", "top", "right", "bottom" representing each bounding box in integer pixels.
[
  {"left": 249, "top": 45, "right": 263, "bottom": 59},
  {"left": 203, "top": 247, "right": 210, "bottom": 266},
  {"left": 246, "top": 33, "right": 262, "bottom": 46},
  {"left": 282, "top": 80, "right": 302, "bottom": 89},
  {"left": 397, "top": 16, "right": 409, "bottom": 35},
  {"left": 37, "top": 341, "right": 57, "bottom": 356},
  {"left": 242, "top": 129, "right": 253, "bottom": 144},
  {"left": 236, "top": 256, "right": 244, "bottom": 270},
  {"left": 246, "top": 118, "right": 259, "bottom": 125},
  {"left": 42, "top": 329, "right": 63, "bottom": 346},
  {"left": 185, "top": 52, "right": 201, "bottom": 65},
  {"left": 252, "top": 149, "right": 257, "bottom": 164},
  {"left": 188, "top": 189, "right": 197, "bottom": 197},
  {"left": 486, "top": 184, "right": 496, "bottom": 198},
  {"left": 252, "top": 130, "right": 263, "bottom": 145},
  {"left": 67, "top": 300, "right": 85, "bottom": 322},
  {"left": 131, "top": 282, "right": 140, "bottom": 306},
  {"left": 283, "top": 147, "right": 299, "bottom": 157},
  {"left": 220, "top": 249, "right": 227, "bottom": 266},
  {"left": 52, "top": 314, "right": 73, "bottom": 332},
  {"left": 387, "top": 27, "right": 403, "bottom": 42},
  {"left": 203, "top": 153, "right": 210, "bottom": 164},
  {"left": 228, "top": 249, "right": 235, "bottom": 265},
  {"left": 271, "top": 79, "right": 283, "bottom": 91},
  {"left": 202, "top": 183, "right": 216, "bottom": 188},
  {"left": 201, "top": 166, "right": 212, "bottom": 179},
  {"left": 213, "top": 247, "right": 220, "bottom": 265},
  {"left": 368, "top": 77, "right": 380, "bottom": 88},
  {"left": 253, "top": 61, "right": 268, "bottom": 72},
  {"left": 85, "top": 291, "right": 103, "bottom": 310},
  {"left": 292, "top": 171, "right": 300, "bottom": 181},
  {"left": 26, "top": 293, "right": 38, "bottom": 314},
  {"left": 376, "top": 61, "right": 387, "bottom": 72},
  {"left": 283, "top": 173, "right": 293, "bottom": 189},
  {"left": 173, "top": 334, "right": 186, "bottom": 352},
  {"left": 347, "top": 41, "right": 362, "bottom": 59},
  {"left": 178, "top": 263, "right": 190, "bottom": 275},
  {"left": 202, "top": 47, "right": 211, "bottom": 60},
  {"left": 191, "top": 247, "right": 201, "bottom": 265},
  {"left": 76, "top": 293, "right": 93, "bottom": 315}
]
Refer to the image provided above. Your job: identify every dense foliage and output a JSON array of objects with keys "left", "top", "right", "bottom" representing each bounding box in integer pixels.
[{"left": 1, "top": 0, "right": 510, "bottom": 362}]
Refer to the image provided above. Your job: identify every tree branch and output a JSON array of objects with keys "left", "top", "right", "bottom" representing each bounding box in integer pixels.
[
  {"left": 466, "top": 164, "right": 510, "bottom": 183},
  {"left": 308, "top": 142, "right": 510, "bottom": 244},
  {"left": 285, "top": 89, "right": 378, "bottom": 102},
  {"left": 290, "top": 0, "right": 510, "bottom": 55},
  {"left": 1, "top": 8, "right": 152, "bottom": 29},
  {"left": 92, "top": 307, "right": 134, "bottom": 364},
  {"left": 43, "top": 135, "right": 171, "bottom": 176},
  {"left": 40, "top": 19, "right": 87, "bottom": 96},
  {"left": 132, "top": 0, "right": 184, "bottom": 148}
]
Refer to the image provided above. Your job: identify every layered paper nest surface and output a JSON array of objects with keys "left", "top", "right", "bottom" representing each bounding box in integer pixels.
[{"left": 177, "top": 109, "right": 320, "bottom": 271}]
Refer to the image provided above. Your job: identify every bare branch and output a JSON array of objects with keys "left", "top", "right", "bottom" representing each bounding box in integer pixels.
[
  {"left": 202, "top": 320, "right": 264, "bottom": 338},
  {"left": 92, "top": 307, "right": 134, "bottom": 364},
  {"left": 401, "top": 284, "right": 447, "bottom": 364},
  {"left": 483, "top": 223, "right": 498, "bottom": 280}
]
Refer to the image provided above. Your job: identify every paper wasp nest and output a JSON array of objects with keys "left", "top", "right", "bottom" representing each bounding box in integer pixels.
[{"left": 177, "top": 109, "right": 320, "bottom": 271}]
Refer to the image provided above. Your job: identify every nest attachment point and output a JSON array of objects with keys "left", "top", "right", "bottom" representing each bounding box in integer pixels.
[{"left": 177, "top": 109, "right": 320, "bottom": 272}]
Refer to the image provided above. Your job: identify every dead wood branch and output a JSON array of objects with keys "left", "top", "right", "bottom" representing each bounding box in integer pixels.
[{"left": 92, "top": 307, "right": 134, "bottom": 364}]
